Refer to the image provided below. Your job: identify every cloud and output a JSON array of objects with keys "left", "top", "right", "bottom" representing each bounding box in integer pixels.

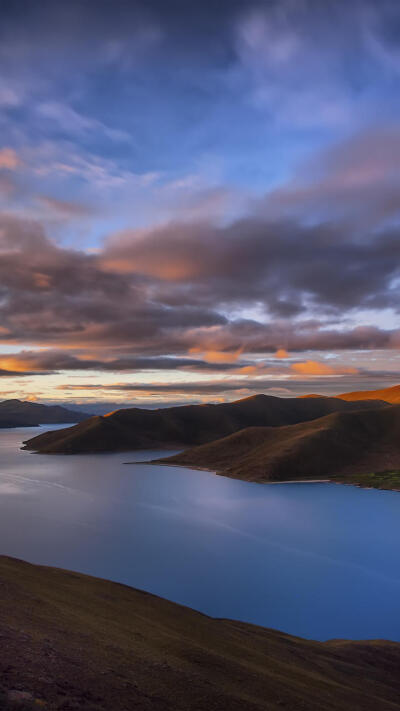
[
  {"left": 0, "top": 148, "right": 20, "bottom": 170},
  {"left": 0, "top": 120, "right": 398, "bottom": 400},
  {"left": 29, "top": 142, "right": 159, "bottom": 190},
  {"left": 36, "top": 196, "right": 95, "bottom": 218},
  {"left": 290, "top": 360, "right": 358, "bottom": 376},
  {"left": 36, "top": 101, "right": 130, "bottom": 142},
  {"left": 233, "top": 2, "right": 362, "bottom": 129},
  {"left": 56, "top": 368, "right": 398, "bottom": 398},
  {"left": 0, "top": 206, "right": 398, "bottom": 364},
  {"left": 188, "top": 346, "right": 243, "bottom": 364},
  {"left": 101, "top": 214, "right": 400, "bottom": 317},
  {"left": 0, "top": 350, "right": 237, "bottom": 375},
  {"left": 264, "top": 126, "right": 400, "bottom": 227}
]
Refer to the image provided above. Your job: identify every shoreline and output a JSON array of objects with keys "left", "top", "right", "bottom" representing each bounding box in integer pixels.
[
  {"left": 128, "top": 460, "right": 333, "bottom": 485},
  {"left": 129, "top": 460, "right": 400, "bottom": 492}
]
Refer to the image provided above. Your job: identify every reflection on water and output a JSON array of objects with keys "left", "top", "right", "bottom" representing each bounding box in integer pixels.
[{"left": 1, "top": 425, "right": 399, "bottom": 641}]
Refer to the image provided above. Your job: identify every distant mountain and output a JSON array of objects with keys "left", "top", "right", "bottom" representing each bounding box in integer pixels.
[
  {"left": 160, "top": 405, "right": 400, "bottom": 484},
  {"left": 301, "top": 384, "right": 400, "bottom": 404},
  {"left": 338, "top": 384, "right": 400, "bottom": 404},
  {"left": 23, "top": 393, "right": 386, "bottom": 454},
  {"left": 0, "top": 399, "right": 89, "bottom": 428}
]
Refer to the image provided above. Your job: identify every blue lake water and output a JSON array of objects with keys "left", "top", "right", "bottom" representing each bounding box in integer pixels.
[{"left": 0, "top": 425, "right": 399, "bottom": 641}]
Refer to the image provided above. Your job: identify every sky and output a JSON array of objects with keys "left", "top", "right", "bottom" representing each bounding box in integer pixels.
[{"left": 0, "top": 0, "right": 399, "bottom": 410}]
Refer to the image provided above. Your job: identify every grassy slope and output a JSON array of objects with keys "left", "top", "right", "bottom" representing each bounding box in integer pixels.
[
  {"left": 22, "top": 394, "right": 386, "bottom": 454},
  {"left": 160, "top": 406, "right": 400, "bottom": 486},
  {"left": 332, "top": 471, "right": 400, "bottom": 490},
  {"left": 0, "top": 556, "right": 400, "bottom": 711}
]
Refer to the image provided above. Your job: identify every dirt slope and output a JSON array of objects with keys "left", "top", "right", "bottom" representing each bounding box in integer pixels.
[{"left": 0, "top": 556, "right": 400, "bottom": 711}]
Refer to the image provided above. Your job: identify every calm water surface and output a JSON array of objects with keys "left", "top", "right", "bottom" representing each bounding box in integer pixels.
[{"left": 1, "top": 425, "right": 399, "bottom": 641}]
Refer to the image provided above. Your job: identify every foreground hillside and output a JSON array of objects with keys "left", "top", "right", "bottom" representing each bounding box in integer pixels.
[
  {"left": 0, "top": 399, "right": 88, "bottom": 428},
  {"left": 23, "top": 393, "right": 385, "bottom": 453},
  {"left": 0, "top": 557, "right": 399, "bottom": 711},
  {"left": 160, "top": 406, "right": 400, "bottom": 485}
]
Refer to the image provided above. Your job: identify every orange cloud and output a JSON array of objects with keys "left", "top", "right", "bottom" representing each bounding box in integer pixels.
[
  {"left": 275, "top": 348, "right": 289, "bottom": 359},
  {"left": 102, "top": 256, "right": 196, "bottom": 280},
  {"left": 33, "top": 273, "right": 52, "bottom": 289},
  {"left": 291, "top": 360, "right": 358, "bottom": 375},
  {"left": 189, "top": 346, "right": 243, "bottom": 364},
  {"left": 0, "top": 148, "right": 20, "bottom": 170},
  {"left": 234, "top": 365, "right": 258, "bottom": 374},
  {"left": 0, "top": 356, "right": 34, "bottom": 372}
]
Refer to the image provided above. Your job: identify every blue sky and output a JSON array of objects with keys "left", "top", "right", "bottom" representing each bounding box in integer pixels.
[{"left": 0, "top": 0, "right": 399, "bottom": 408}]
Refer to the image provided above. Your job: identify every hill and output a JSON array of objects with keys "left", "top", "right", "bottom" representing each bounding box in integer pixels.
[
  {"left": 22, "top": 393, "right": 386, "bottom": 454},
  {"left": 0, "top": 556, "right": 399, "bottom": 711},
  {"left": 159, "top": 405, "right": 400, "bottom": 485},
  {"left": 0, "top": 399, "right": 89, "bottom": 428},
  {"left": 301, "top": 384, "right": 400, "bottom": 404},
  {"left": 338, "top": 384, "right": 400, "bottom": 404}
]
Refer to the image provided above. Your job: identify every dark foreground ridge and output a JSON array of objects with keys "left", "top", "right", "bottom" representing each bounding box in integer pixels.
[
  {"left": 23, "top": 392, "right": 386, "bottom": 454},
  {"left": 0, "top": 399, "right": 89, "bottom": 428},
  {"left": 159, "top": 405, "right": 400, "bottom": 487},
  {"left": 0, "top": 556, "right": 400, "bottom": 711}
]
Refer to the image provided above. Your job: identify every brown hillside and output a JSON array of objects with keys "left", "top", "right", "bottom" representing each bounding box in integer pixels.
[
  {"left": 301, "top": 384, "right": 400, "bottom": 404},
  {"left": 160, "top": 405, "right": 400, "bottom": 483},
  {"left": 23, "top": 393, "right": 386, "bottom": 454},
  {"left": 338, "top": 384, "right": 400, "bottom": 404},
  {"left": 1, "top": 556, "right": 400, "bottom": 711}
]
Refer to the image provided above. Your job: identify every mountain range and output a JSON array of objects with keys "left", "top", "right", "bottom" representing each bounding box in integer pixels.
[
  {"left": 0, "top": 399, "right": 89, "bottom": 428},
  {"left": 22, "top": 391, "right": 386, "bottom": 453},
  {"left": 302, "top": 384, "right": 400, "bottom": 404},
  {"left": 22, "top": 385, "right": 400, "bottom": 489}
]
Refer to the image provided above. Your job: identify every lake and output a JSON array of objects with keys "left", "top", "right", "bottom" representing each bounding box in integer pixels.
[{"left": 1, "top": 425, "right": 399, "bottom": 641}]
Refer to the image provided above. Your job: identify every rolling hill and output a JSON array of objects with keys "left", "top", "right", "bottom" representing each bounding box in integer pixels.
[
  {"left": 159, "top": 405, "right": 400, "bottom": 485},
  {"left": 0, "top": 399, "right": 89, "bottom": 428},
  {"left": 338, "top": 384, "right": 400, "bottom": 404},
  {"left": 0, "top": 555, "right": 399, "bottom": 711},
  {"left": 22, "top": 393, "right": 386, "bottom": 454},
  {"left": 301, "top": 384, "right": 400, "bottom": 404}
]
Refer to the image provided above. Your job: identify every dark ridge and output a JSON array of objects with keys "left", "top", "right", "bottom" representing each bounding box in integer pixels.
[
  {"left": 22, "top": 392, "right": 386, "bottom": 453},
  {"left": 0, "top": 398, "right": 89, "bottom": 428}
]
